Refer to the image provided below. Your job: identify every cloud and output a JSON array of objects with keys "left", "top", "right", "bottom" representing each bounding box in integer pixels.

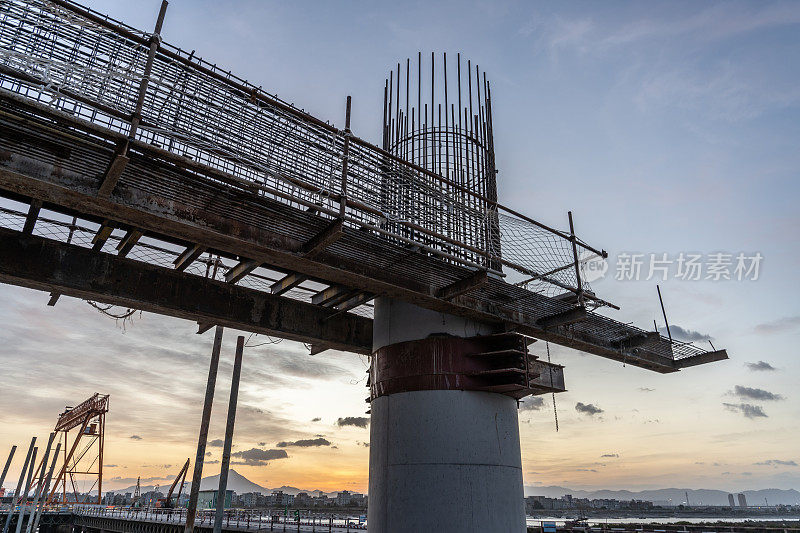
[
  {"left": 130, "top": 435, "right": 142, "bottom": 440},
  {"left": 104, "top": 464, "right": 119, "bottom": 468},
  {"left": 258, "top": 442, "right": 266, "bottom": 446},
  {"left": 311, "top": 417, "right": 321, "bottom": 422},
  {"left": 519, "top": 397, "right": 545, "bottom": 411},
  {"left": 754, "top": 459, "right": 798, "bottom": 467},
  {"left": 576, "top": 468, "right": 598, "bottom": 472},
  {"left": 230, "top": 448, "right": 289, "bottom": 466},
  {"left": 575, "top": 402, "right": 603, "bottom": 416},
  {"left": 746, "top": 361, "right": 777, "bottom": 372},
  {"left": 276, "top": 437, "right": 331, "bottom": 448},
  {"left": 723, "top": 403, "right": 767, "bottom": 419},
  {"left": 601, "top": 453, "right": 619, "bottom": 458},
  {"left": 336, "top": 417, "right": 369, "bottom": 428},
  {"left": 732, "top": 386, "right": 784, "bottom": 401},
  {"left": 660, "top": 325, "right": 711, "bottom": 342},
  {"left": 754, "top": 316, "right": 800, "bottom": 335},
  {"left": 205, "top": 460, "right": 220, "bottom": 464},
  {"left": 208, "top": 439, "right": 225, "bottom": 447}
]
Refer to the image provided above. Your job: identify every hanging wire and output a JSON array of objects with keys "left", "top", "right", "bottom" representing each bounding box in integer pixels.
[
  {"left": 244, "top": 332, "right": 282, "bottom": 347},
  {"left": 85, "top": 301, "right": 140, "bottom": 330},
  {"left": 546, "top": 341, "right": 559, "bottom": 432}
]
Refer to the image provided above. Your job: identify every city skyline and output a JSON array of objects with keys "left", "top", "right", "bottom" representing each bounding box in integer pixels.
[{"left": 1, "top": 0, "right": 798, "bottom": 496}]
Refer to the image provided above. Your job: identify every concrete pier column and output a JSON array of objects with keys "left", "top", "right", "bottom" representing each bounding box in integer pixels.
[{"left": 367, "top": 298, "right": 525, "bottom": 533}]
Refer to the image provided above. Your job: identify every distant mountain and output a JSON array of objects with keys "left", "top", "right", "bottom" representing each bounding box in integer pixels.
[
  {"left": 109, "top": 470, "right": 339, "bottom": 498},
  {"left": 524, "top": 486, "right": 800, "bottom": 506},
  {"left": 196, "top": 469, "right": 269, "bottom": 494},
  {"left": 112, "top": 469, "right": 268, "bottom": 496}
]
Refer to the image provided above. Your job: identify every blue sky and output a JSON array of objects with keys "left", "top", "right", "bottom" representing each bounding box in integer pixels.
[{"left": 1, "top": 0, "right": 798, "bottom": 494}]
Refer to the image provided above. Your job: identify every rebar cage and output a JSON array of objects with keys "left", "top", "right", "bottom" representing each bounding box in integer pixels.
[{"left": 0, "top": 0, "right": 606, "bottom": 302}]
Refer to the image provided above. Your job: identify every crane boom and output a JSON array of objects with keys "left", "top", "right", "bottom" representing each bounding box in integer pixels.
[{"left": 165, "top": 459, "right": 190, "bottom": 507}]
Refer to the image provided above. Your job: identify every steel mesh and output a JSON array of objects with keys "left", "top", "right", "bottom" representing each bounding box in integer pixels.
[{"left": 0, "top": 0, "right": 604, "bottom": 299}]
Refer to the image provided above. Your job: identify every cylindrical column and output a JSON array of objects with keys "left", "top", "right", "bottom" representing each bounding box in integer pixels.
[{"left": 367, "top": 298, "right": 525, "bottom": 533}]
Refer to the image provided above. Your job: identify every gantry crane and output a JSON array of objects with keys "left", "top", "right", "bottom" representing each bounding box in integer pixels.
[{"left": 43, "top": 393, "right": 110, "bottom": 504}]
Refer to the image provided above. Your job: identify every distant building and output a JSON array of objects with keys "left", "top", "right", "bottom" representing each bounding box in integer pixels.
[
  {"left": 197, "top": 489, "right": 233, "bottom": 509},
  {"left": 728, "top": 494, "right": 736, "bottom": 508},
  {"left": 270, "top": 490, "right": 293, "bottom": 507},
  {"left": 738, "top": 493, "right": 747, "bottom": 508}
]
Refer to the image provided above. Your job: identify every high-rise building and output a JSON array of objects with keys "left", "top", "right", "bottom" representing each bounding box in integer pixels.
[
  {"left": 728, "top": 494, "right": 735, "bottom": 508},
  {"left": 737, "top": 493, "right": 747, "bottom": 508}
]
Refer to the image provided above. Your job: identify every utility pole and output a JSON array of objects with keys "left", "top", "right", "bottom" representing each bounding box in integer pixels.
[
  {"left": 213, "top": 336, "right": 244, "bottom": 533},
  {"left": 0, "top": 446, "right": 16, "bottom": 489},
  {"left": 184, "top": 326, "right": 224, "bottom": 533},
  {"left": 3, "top": 438, "right": 34, "bottom": 533}
]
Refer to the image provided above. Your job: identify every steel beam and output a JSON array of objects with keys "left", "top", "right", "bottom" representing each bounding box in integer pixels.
[
  {"left": 0, "top": 228, "right": 372, "bottom": 353},
  {"left": 223, "top": 259, "right": 260, "bottom": 284},
  {"left": 173, "top": 244, "right": 206, "bottom": 272},
  {"left": 22, "top": 199, "right": 42, "bottom": 235},
  {"left": 436, "top": 269, "right": 487, "bottom": 300},
  {"left": 535, "top": 307, "right": 588, "bottom": 328},
  {"left": 271, "top": 272, "right": 307, "bottom": 296},
  {"left": 312, "top": 286, "right": 358, "bottom": 307},
  {"left": 0, "top": 102, "right": 716, "bottom": 373},
  {"left": 674, "top": 349, "right": 729, "bottom": 369},
  {"left": 116, "top": 228, "right": 143, "bottom": 257},
  {"left": 98, "top": 154, "right": 129, "bottom": 198},
  {"left": 336, "top": 292, "right": 375, "bottom": 312},
  {"left": 300, "top": 218, "right": 343, "bottom": 258},
  {"left": 91, "top": 221, "right": 114, "bottom": 252}
]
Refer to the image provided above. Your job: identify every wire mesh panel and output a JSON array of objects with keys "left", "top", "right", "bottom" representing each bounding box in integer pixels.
[{"left": 0, "top": 0, "right": 607, "bottom": 302}]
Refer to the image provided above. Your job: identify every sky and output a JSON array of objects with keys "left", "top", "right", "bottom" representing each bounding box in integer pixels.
[{"left": 1, "top": 0, "right": 799, "bottom": 496}]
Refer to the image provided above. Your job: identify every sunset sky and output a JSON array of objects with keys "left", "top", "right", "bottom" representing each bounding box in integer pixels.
[{"left": 1, "top": 0, "right": 798, "bottom": 496}]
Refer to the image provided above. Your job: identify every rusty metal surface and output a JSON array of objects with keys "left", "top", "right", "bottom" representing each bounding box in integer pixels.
[
  {"left": 54, "top": 393, "right": 108, "bottom": 432},
  {"left": 0, "top": 227, "right": 373, "bottom": 353},
  {"left": 0, "top": 94, "right": 723, "bottom": 371},
  {"left": 0, "top": 0, "right": 727, "bottom": 373},
  {"left": 369, "top": 333, "right": 566, "bottom": 400}
]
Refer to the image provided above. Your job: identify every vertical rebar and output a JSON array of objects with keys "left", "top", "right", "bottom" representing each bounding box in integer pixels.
[
  {"left": 338, "top": 96, "right": 352, "bottom": 219},
  {"left": 657, "top": 285, "right": 672, "bottom": 343},
  {"left": 129, "top": 0, "right": 169, "bottom": 142},
  {"left": 184, "top": 325, "right": 224, "bottom": 533},
  {"left": 568, "top": 211, "right": 583, "bottom": 304},
  {"left": 2, "top": 438, "right": 33, "bottom": 533},
  {"left": 213, "top": 336, "right": 244, "bottom": 533}
]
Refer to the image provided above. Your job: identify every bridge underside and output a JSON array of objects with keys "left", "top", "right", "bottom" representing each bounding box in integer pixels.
[{"left": 0, "top": 90, "right": 725, "bottom": 372}]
